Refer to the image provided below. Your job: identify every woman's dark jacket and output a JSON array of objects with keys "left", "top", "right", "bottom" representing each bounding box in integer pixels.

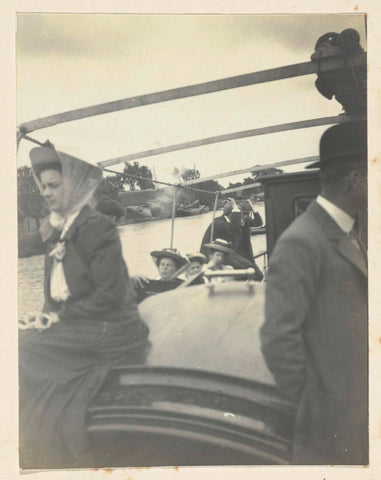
[{"left": 19, "top": 205, "right": 140, "bottom": 324}]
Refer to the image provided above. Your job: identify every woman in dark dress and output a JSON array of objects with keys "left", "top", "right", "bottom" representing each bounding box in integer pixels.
[
  {"left": 133, "top": 248, "right": 187, "bottom": 303},
  {"left": 18, "top": 145, "right": 149, "bottom": 469}
]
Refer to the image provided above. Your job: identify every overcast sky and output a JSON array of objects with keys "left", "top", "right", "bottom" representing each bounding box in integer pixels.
[{"left": 16, "top": 13, "right": 366, "bottom": 185}]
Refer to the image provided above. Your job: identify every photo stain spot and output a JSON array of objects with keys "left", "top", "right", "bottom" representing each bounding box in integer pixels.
[
  {"left": 174, "top": 466, "right": 179, "bottom": 471},
  {"left": 371, "top": 158, "right": 378, "bottom": 165},
  {"left": 354, "top": 5, "right": 359, "bottom": 10}
]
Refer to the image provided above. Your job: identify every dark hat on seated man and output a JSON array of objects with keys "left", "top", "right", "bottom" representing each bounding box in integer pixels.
[
  {"left": 307, "top": 121, "right": 367, "bottom": 169},
  {"left": 29, "top": 145, "right": 62, "bottom": 173}
]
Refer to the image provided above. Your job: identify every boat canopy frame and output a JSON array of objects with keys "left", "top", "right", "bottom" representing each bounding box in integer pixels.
[{"left": 17, "top": 52, "right": 366, "bottom": 248}]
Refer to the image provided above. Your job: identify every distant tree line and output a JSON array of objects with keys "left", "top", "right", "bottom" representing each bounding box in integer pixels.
[
  {"left": 17, "top": 161, "right": 156, "bottom": 227},
  {"left": 227, "top": 167, "right": 284, "bottom": 198},
  {"left": 17, "top": 161, "right": 284, "bottom": 228}
]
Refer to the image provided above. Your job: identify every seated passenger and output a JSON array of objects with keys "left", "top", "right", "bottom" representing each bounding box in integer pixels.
[
  {"left": 203, "top": 239, "right": 235, "bottom": 283},
  {"left": 134, "top": 248, "right": 187, "bottom": 303},
  {"left": 18, "top": 144, "right": 149, "bottom": 469},
  {"left": 200, "top": 198, "right": 264, "bottom": 281},
  {"left": 184, "top": 252, "right": 208, "bottom": 285}
]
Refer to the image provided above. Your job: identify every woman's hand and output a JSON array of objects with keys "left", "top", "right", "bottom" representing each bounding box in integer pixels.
[
  {"left": 228, "top": 197, "right": 239, "bottom": 210},
  {"left": 133, "top": 275, "right": 150, "bottom": 288},
  {"left": 19, "top": 312, "right": 59, "bottom": 331},
  {"left": 19, "top": 312, "right": 39, "bottom": 330}
]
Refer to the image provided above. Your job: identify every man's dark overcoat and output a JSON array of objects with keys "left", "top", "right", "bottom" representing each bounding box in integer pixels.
[{"left": 260, "top": 201, "right": 367, "bottom": 464}]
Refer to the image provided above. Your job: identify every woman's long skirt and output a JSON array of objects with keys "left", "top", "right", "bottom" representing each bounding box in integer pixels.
[{"left": 19, "top": 318, "right": 149, "bottom": 469}]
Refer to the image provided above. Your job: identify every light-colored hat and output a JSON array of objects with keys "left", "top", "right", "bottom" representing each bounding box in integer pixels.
[
  {"left": 151, "top": 248, "right": 188, "bottom": 267},
  {"left": 203, "top": 239, "right": 234, "bottom": 255},
  {"left": 186, "top": 253, "right": 208, "bottom": 264}
]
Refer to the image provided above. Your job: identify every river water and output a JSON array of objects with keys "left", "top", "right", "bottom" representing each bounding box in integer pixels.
[{"left": 18, "top": 205, "right": 266, "bottom": 320}]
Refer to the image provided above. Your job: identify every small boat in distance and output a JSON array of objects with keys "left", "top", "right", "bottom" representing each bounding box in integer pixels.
[{"left": 176, "top": 200, "right": 209, "bottom": 217}]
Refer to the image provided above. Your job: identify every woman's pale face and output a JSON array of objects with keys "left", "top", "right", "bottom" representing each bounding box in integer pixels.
[
  {"left": 209, "top": 250, "right": 225, "bottom": 266},
  {"left": 187, "top": 261, "right": 202, "bottom": 276},
  {"left": 40, "top": 169, "right": 64, "bottom": 212},
  {"left": 158, "top": 257, "right": 178, "bottom": 280}
]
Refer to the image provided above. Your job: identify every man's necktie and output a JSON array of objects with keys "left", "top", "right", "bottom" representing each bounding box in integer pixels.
[{"left": 349, "top": 226, "right": 367, "bottom": 260}]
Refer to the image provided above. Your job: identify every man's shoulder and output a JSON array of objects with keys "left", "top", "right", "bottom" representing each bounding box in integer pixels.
[
  {"left": 213, "top": 215, "right": 229, "bottom": 228},
  {"left": 277, "top": 204, "right": 327, "bottom": 249}
]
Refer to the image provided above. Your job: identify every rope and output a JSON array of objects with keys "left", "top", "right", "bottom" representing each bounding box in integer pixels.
[
  {"left": 17, "top": 134, "right": 218, "bottom": 196},
  {"left": 102, "top": 167, "right": 219, "bottom": 196},
  {"left": 17, "top": 129, "right": 52, "bottom": 148},
  {"left": 18, "top": 134, "right": 265, "bottom": 201}
]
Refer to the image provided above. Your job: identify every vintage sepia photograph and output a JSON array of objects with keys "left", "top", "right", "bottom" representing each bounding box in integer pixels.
[{"left": 15, "top": 11, "right": 370, "bottom": 472}]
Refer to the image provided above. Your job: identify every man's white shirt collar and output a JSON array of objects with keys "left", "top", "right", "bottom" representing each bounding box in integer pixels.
[{"left": 316, "top": 195, "right": 355, "bottom": 234}]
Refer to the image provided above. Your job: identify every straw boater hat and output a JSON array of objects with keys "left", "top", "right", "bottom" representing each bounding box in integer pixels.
[
  {"left": 151, "top": 248, "right": 188, "bottom": 268},
  {"left": 306, "top": 121, "right": 367, "bottom": 169},
  {"left": 186, "top": 253, "right": 207, "bottom": 264},
  {"left": 203, "top": 239, "right": 235, "bottom": 255}
]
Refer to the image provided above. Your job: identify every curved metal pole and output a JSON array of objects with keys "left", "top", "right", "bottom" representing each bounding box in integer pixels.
[
  {"left": 99, "top": 114, "right": 351, "bottom": 168},
  {"left": 210, "top": 191, "right": 221, "bottom": 243},
  {"left": 18, "top": 55, "right": 365, "bottom": 134},
  {"left": 19, "top": 61, "right": 317, "bottom": 134},
  {"left": 170, "top": 187, "right": 179, "bottom": 248}
]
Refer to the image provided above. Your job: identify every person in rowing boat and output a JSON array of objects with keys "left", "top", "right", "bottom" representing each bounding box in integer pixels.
[
  {"left": 133, "top": 248, "right": 188, "bottom": 303},
  {"left": 200, "top": 198, "right": 263, "bottom": 280},
  {"left": 18, "top": 144, "right": 149, "bottom": 469}
]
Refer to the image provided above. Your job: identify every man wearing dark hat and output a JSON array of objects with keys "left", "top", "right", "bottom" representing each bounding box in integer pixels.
[
  {"left": 260, "top": 121, "right": 367, "bottom": 465},
  {"left": 200, "top": 198, "right": 263, "bottom": 280}
]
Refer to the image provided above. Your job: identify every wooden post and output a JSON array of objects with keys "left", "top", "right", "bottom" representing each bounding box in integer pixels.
[
  {"left": 210, "top": 192, "right": 220, "bottom": 243},
  {"left": 170, "top": 188, "right": 178, "bottom": 248}
]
